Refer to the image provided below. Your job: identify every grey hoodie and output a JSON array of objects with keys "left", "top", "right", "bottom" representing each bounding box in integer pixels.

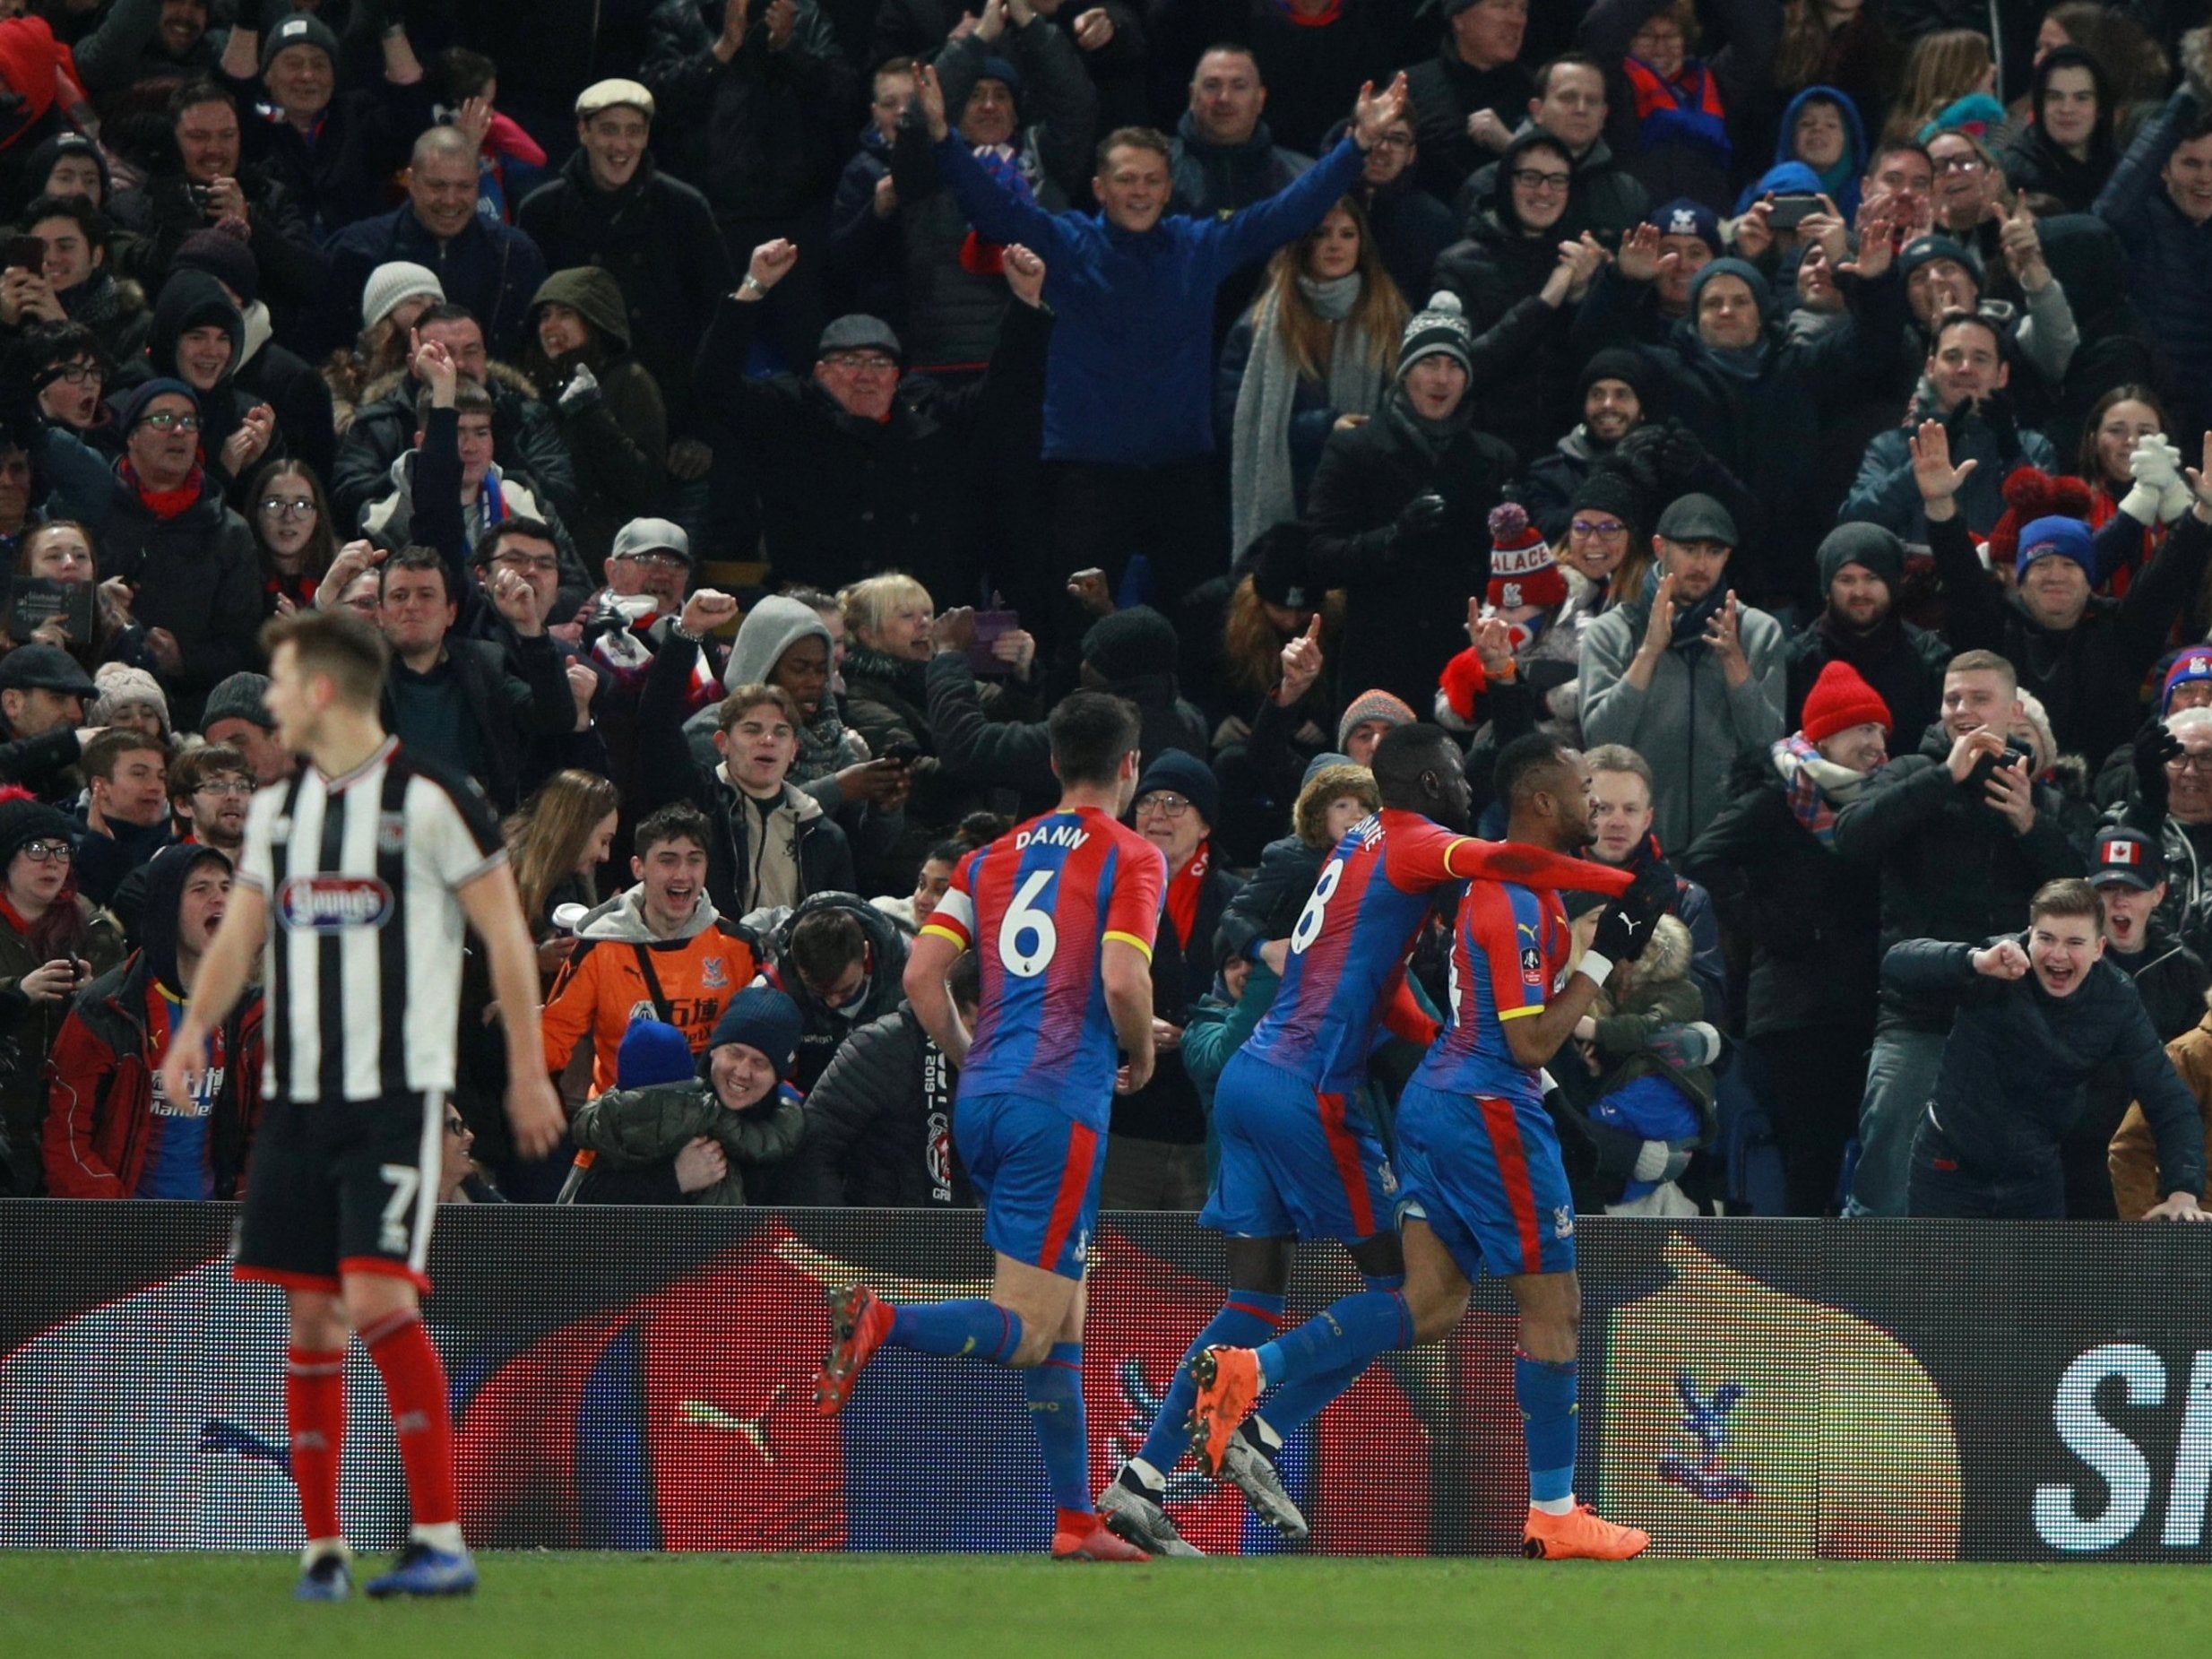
[
  {"left": 572, "top": 880, "right": 724, "bottom": 946},
  {"left": 724, "top": 594, "right": 830, "bottom": 692}
]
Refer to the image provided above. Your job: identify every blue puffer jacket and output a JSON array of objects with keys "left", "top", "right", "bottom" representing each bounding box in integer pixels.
[
  {"left": 934, "top": 130, "right": 1365, "bottom": 464},
  {"left": 2095, "top": 86, "right": 2212, "bottom": 437}
]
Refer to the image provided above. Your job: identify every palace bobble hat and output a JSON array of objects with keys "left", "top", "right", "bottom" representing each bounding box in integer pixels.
[{"left": 1486, "top": 502, "right": 1567, "bottom": 611}]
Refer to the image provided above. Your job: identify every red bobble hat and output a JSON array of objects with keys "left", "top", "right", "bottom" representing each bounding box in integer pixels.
[
  {"left": 1800, "top": 659, "right": 1894, "bottom": 743},
  {"left": 1485, "top": 503, "right": 1567, "bottom": 612}
]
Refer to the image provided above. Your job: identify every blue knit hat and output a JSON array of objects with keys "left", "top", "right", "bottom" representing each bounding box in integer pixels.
[
  {"left": 1652, "top": 197, "right": 1721, "bottom": 255},
  {"left": 2014, "top": 514, "right": 2095, "bottom": 580},
  {"left": 116, "top": 376, "right": 200, "bottom": 432},
  {"left": 616, "top": 1019, "right": 696, "bottom": 1089},
  {"left": 709, "top": 986, "right": 804, "bottom": 1072}
]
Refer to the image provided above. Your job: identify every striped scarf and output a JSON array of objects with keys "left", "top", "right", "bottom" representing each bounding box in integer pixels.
[{"left": 1771, "top": 733, "right": 1868, "bottom": 844}]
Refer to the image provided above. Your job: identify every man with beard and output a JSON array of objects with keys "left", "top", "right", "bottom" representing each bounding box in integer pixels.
[
  {"left": 1577, "top": 493, "right": 1785, "bottom": 849},
  {"left": 1784, "top": 523, "right": 1949, "bottom": 744},
  {"left": 1515, "top": 349, "right": 1650, "bottom": 538}
]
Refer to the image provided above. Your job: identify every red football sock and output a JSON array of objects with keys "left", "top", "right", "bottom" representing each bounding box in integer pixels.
[
  {"left": 285, "top": 1345, "right": 346, "bottom": 1543},
  {"left": 360, "top": 1309, "right": 457, "bottom": 1528},
  {"left": 1056, "top": 1506, "right": 1100, "bottom": 1536}
]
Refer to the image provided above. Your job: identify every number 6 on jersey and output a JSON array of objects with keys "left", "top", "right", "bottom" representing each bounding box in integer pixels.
[{"left": 997, "top": 869, "right": 1058, "bottom": 976}]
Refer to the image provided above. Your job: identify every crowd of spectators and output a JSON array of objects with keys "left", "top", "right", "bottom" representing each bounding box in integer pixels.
[{"left": 5, "top": 0, "right": 2212, "bottom": 1222}]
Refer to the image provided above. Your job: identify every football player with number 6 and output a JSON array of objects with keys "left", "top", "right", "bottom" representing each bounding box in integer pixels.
[{"left": 814, "top": 691, "right": 1167, "bottom": 1560}]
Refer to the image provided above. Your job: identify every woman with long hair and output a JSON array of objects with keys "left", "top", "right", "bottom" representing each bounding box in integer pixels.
[
  {"left": 505, "top": 770, "right": 622, "bottom": 979},
  {"left": 3, "top": 521, "right": 129, "bottom": 671},
  {"left": 2035, "top": 3, "right": 2170, "bottom": 123},
  {"left": 246, "top": 459, "right": 340, "bottom": 616},
  {"left": 1882, "top": 28, "right": 1998, "bottom": 145},
  {"left": 1772, "top": 0, "right": 1899, "bottom": 128},
  {"left": 1219, "top": 196, "right": 1407, "bottom": 559},
  {"left": 2072, "top": 385, "right": 2172, "bottom": 600}
]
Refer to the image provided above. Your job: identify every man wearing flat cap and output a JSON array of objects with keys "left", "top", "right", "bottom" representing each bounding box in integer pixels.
[
  {"left": 691, "top": 233, "right": 1051, "bottom": 601},
  {"left": 0, "top": 646, "right": 99, "bottom": 805},
  {"left": 1577, "top": 491, "right": 1785, "bottom": 848},
  {"left": 520, "top": 79, "right": 734, "bottom": 455}
]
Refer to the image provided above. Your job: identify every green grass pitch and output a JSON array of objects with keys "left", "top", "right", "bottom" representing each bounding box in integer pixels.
[{"left": 6, "top": 1553, "right": 2212, "bottom": 1658}]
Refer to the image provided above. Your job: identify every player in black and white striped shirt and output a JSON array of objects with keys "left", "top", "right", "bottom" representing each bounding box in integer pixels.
[{"left": 161, "top": 611, "right": 563, "bottom": 1603}]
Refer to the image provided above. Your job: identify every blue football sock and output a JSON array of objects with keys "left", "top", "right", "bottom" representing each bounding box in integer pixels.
[
  {"left": 1025, "top": 1343, "right": 1092, "bottom": 1514},
  {"left": 1255, "top": 1288, "right": 1412, "bottom": 1390},
  {"left": 1516, "top": 1349, "right": 1578, "bottom": 1509},
  {"left": 886, "top": 1299, "right": 1024, "bottom": 1364},
  {"left": 1251, "top": 1274, "right": 1404, "bottom": 1440},
  {"left": 1129, "top": 1289, "right": 1285, "bottom": 1481}
]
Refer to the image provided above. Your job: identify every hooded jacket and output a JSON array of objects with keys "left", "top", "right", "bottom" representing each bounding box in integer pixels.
[
  {"left": 635, "top": 633, "right": 856, "bottom": 921},
  {"left": 41, "top": 846, "right": 262, "bottom": 1200},
  {"left": 1736, "top": 86, "right": 1869, "bottom": 220},
  {"left": 1581, "top": 913, "right": 1718, "bottom": 1119},
  {"left": 523, "top": 266, "right": 667, "bottom": 566},
  {"left": 136, "top": 272, "right": 259, "bottom": 470},
  {"left": 1578, "top": 255, "right": 1910, "bottom": 604},
  {"left": 518, "top": 148, "right": 732, "bottom": 434},
  {"left": 1461, "top": 127, "right": 1652, "bottom": 247},
  {"left": 1888, "top": 934, "right": 2205, "bottom": 1201},
  {"left": 761, "top": 892, "right": 912, "bottom": 1094},
  {"left": 569, "top": 1076, "right": 803, "bottom": 1206},
  {"left": 2001, "top": 48, "right": 2117, "bottom": 214},
  {"left": 2110, "top": 1009, "right": 2212, "bottom": 1219},
  {"left": 540, "top": 885, "right": 763, "bottom": 1095},
  {"left": 1578, "top": 575, "right": 1788, "bottom": 851}
]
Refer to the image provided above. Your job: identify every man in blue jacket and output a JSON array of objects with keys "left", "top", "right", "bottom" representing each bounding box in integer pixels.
[
  {"left": 913, "top": 60, "right": 1408, "bottom": 610},
  {"left": 1892, "top": 877, "right": 2210, "bottom": 1221}
]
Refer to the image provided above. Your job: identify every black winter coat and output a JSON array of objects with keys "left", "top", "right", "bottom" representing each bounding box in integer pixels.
[
  {"left": 219, "top": 68, "right": 434, "bottom": 245},
  {"left": 1833, "top": 723, "right": 2085, "bottom": 1025},
  {"left": 377, "top": 634, "right": 577, "bottom": 817},
  {"left": 642, "top": 0, "right": 858, "bottom": 225},
  {"left": 1113, "top": 850, "right": 1241, "bottom": 1146},
  {"left": 1887, "top": 936, "right": 2206, "bottom": 1197},
  {"left": 1302, "top": 398, "right": 1517, "bottom": 713},
  {"left": 517, "top": 151, "right": 735, "bottom": 434},
  {"left": 1403, "top": 46, "right": 1534, "bottom": 202},
  {"left": 1783, "top": 611, "right": 1952, "bottom": 749},
  {"left": 922, "top": 649, "right": 1207, "bottom": 811},
  {"left": 1682, "top": 753, "right": 1886, "bottom": 1039},
  {"left": 782, "top": 1005, "right": 976, "bottom": 1207},
  {"left": 1431, "top": 212, "right": 1581, "bottom": 465},
  {"left": 693, "top": 289, "right": 1050, "bottom": 599},
  {"left": 763, "top": 893, "right": 914, "bottom": 1095}
]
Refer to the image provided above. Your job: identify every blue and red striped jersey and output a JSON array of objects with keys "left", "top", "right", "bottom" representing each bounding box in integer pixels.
[
  {"left": 1415, "top": 879, "right": 1568, "bottom": 1108},
  {"left": 1242, "top": 809, "right": 1636, "bottom": 1095},
  {"left": 921, "top": 806, "right": 1166, "bottom": 1127}
]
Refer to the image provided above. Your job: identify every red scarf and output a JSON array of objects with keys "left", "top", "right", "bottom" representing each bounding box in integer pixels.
[
  {"left": 1622, "top": 55, "right": 1724, "bottom": 125},
  {"left": 1163, "top": 842, "right": 1210, "bottom": 950},
  {"left": 118, "top": 459, "right": 205, "bottom": 522},
  {"left": 1272, "top": 0, "right": 1344, "bottom": 24}
]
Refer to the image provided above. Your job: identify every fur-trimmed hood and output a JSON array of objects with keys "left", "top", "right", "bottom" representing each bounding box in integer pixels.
[
  {"left": 1593, "top": 912, "right": 1693, "bottom": 1011},
  {"left": 356, "top": 358, "right": 543, "bottom": 410}
]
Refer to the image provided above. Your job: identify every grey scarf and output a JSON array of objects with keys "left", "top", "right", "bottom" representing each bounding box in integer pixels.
[{"left": 1229, "top": 273, "right": 1387, "bottom": 557}]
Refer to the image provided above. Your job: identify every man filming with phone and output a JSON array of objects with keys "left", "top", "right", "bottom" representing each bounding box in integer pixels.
[{"left": 1832, "top": 645, "right": 2086, "bottom": 1216}]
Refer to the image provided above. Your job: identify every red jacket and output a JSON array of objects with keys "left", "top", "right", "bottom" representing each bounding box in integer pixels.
[{"left": 43, "top": 955, "right": 264, "bottom": 1199}]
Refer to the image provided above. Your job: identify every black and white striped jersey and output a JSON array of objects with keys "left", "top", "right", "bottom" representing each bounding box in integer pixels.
[{"left": 237, "top": 738, "right": 505, "bottom": 1102}]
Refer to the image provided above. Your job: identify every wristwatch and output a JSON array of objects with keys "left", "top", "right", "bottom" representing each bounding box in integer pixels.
[{"left": 738, "top": 274, "right": 767, "bottom": 298}]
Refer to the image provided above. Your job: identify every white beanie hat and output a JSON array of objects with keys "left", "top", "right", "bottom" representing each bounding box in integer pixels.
[{"left": 361, "top": 262, "right": 445, "bottom": 330}]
